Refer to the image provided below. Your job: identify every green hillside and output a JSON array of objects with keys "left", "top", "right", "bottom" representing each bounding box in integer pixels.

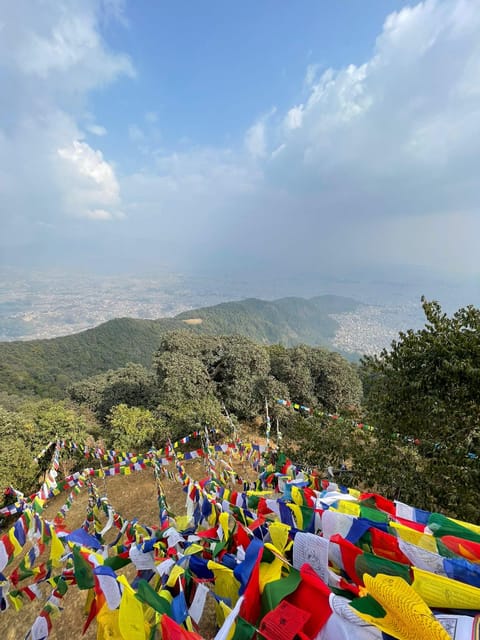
[{"left": 0, "top": 295, "right": 360, "bottom": 397}]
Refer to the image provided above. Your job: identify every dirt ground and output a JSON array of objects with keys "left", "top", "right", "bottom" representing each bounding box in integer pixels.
[{"left": 0, "top": 428, "right": 268, "bottom": 640}]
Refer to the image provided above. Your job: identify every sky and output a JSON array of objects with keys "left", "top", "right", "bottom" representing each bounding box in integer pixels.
[{"left": 1, "top": 0, "right": 480, "bottom": 288}]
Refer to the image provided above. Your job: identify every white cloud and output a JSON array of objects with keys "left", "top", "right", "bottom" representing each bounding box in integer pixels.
[
  {"left": 0, "top": 1, "right": 134, "bottom": 93},
  {"left": 244, "top": 108, "right": 277, "bottom": 159},
  {"left": 2, "top": 0, "right": 480, "bottom": 280},
  {"left": 84, "top": 208, "right": 115, "bottom": 220},
  {"left": 57, "top": 140, "right": 123, "bottom": 219},
  {"left": 304, "top": 63, "right": 319, "bottom": 88},
  {"left": 245, "top": 121, "right": 267, "bottom": 158},
  {"left": 0, "top": 0, "right": 130, "bottom": 247},
  {"left": 264, "top": 0, "right": 480, "bottom": 233},
  {"left": 86, "top": 124, "right": 107, "bottom": 136},
  {"left": 284, "top": 105, "right": 303, "bottom": 130}
]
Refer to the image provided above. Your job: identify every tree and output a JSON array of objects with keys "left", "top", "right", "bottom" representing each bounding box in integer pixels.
[
  {"left": 307, "top": 349, "right": 362, "bottom": 412},
  {"left": 156, "top": 396, "right": 229, "bottom": 442},
  {"left": 68, "top": 363, "right": 157, "bottom": 422},
  {"left": 18, "top": 399, "right": 97, "bottom": 450},
  {"left": 361, "top": 299, "right": 480, "bottom": 521},
  {"left": 269, "top": 345, "right": 316, "bottom": 406},
  {"left": 108, "top": 404, "right": 164, "bottom": 452},
  {"left": 154, "top": 331, "right": 274, "bottom": 419},
  {"left": 0, "top": 438, "right": 39, "bottom": 497},
  {"left": 210, "top": 336, "right": 270, "bottom": 419},
  {"left": 269, "top": 344, "right": 362, "bottom": 411},
  {"left": 155, "top": 351, "right": 215, "bottom": 407}
]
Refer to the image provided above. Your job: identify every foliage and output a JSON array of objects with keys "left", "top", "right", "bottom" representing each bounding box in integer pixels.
[
  {"left": 156, "top": 397, "right": 229, "bottom": 442},
  {"left": 68, "top": 363, "right": 158, "bottom": 422},
  {"left": 361, "top": 298, "right": 480, "bottom": 521},
  {"left": 0, "top": 437, "right": 39, "bottom": 497},
  {"left": 269, "top": 344, "right": 362, "bottom": 411},
  {"left": 108, "top": 404, "right": 164, "bottom": 452},
  {"left": 207, "top": 335, "right": 271, "bottom": 419},
  {"left": 0, "top": 296, "right": 360, "bottom": 398},
  {"left": 155, "top": 349, "right": 216, "bottom": 407},
  {"left": 0, "top": 399, "right": 99, "bottom": 497},
  {"left": 12, "top": 399, "right": 97, "bottom": 451},
  {"left": 281, "top": 411, "right": 372, "bottom": 473}
]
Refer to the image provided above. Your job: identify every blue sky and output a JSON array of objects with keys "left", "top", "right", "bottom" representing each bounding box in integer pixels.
[
  {"left": 92, "top": 1, "right": 398, "bottom": 157},
  {"left": 1, "top": 0, "right": 480, "bottom": 286}
]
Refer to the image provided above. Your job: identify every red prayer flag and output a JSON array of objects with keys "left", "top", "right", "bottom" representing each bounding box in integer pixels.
[
  {"left": 285, "top": 564, "right": 332, "bottom": 637},
  {"left": 259, "top": 600, "right": 311, "bottom": 640},
  {"left": 160, "top": 614, "right": 203, "bottom": 640}
]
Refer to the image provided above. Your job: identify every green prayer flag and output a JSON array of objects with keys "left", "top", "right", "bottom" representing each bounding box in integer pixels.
[
  {"left": 355, "top": 551, "right": 412, "bottom": 584},
  {"left": 104, "top": 555, "right": 131, "bottom": 571},
  {"left": 427, "top": 513, "right": 480, "bottom": 544},
  {"left": 135, "top": 579, "right": 172, "bottom": 616},
  {"left": 261, "top": 567, "right": 301, "bottom": 617},
  {"left": 359, "top": 505, "right": 390, "bottom": 523},
  {"left": 72, "top": 546, "right": 95, "bottom": 590},
  {"left": 231, "top": 615, "right": 256, "bottom": 640}
]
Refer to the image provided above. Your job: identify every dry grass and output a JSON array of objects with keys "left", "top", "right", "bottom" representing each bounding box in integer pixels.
[
  {"left": 0, "top": 423, "right": 267, "bottom": 639},
  {"left": 0, "top": 438, "right": 268, "bottom": 640}
]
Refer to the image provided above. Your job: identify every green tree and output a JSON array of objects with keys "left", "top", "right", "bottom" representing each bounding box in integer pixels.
[
  {"left": 269, "top": 345, "right": 315, "bottom": 406},
  {"left": 307, "top": 349, "right": 362, "bottom": 412},
  {"left": 68, "top": 363, "right": 157, "bottom": 422},
  {"left": 19, "top": 399, "right": 96, "bottom": 450},
  {"left": 155, "top": 351, "right": 215, "bottom": 406},
  {"left": 154, "top": 331, "right": 274, "bottom": 419},
  {"left": 0, "top": 438, "right": 39, "bottom": 497},
  {"left": 108, "top": 404, "right": 164, "bottom": 452},
  {"left": 269, "top": 344, "right": 362, "bottom": 411},
  {"left": 156, "top": 396, "right": 229, "bottom": 442},
  {"left": 361, "top": 298, "right": 480, "bottom": 521},
  {"left": 210, "top": 336, "right": 270, "bottom": 419}
]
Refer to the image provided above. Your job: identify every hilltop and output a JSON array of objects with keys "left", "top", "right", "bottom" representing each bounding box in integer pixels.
[{"left": 0, "top": 295, "right": 361, "bottom": 398}]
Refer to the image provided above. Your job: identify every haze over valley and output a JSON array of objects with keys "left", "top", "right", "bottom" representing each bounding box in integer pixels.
[{"left": 1, "top": 266, "right": 478, "bottom": 356}]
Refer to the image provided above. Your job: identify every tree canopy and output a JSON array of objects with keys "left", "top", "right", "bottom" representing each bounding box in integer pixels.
[{"left": 361, "top": 298, "right": 480, "bottom": 520}]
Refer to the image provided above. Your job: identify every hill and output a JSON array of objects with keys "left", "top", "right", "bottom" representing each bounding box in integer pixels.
[{"left": 0, "top": 295, "right": 361, "bottom": 397}]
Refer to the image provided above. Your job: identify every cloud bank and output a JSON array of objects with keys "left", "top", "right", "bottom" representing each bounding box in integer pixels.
[{"left": 1, "top": 0, "right": 480, "bottom": 279}]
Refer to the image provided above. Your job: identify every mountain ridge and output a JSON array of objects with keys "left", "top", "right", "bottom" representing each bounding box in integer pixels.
[{"left": 0, "top": 295, "right": 361, "bottom": 398}]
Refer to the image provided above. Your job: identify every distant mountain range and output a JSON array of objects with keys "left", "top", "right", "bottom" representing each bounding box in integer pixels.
[{"left": 0, "top": 295, "right": 361, "bottom": 398}]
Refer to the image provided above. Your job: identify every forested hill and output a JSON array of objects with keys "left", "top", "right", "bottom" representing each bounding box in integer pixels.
[{"left": 0, "top": 295, "right": 360, "bottom": 398}]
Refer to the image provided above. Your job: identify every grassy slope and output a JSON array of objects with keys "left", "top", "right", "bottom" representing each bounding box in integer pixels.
[{"left": 0, "top": 295, "right": 361, "bottom": 397}]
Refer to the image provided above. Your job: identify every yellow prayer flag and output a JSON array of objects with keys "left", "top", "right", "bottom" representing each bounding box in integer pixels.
[
  {"left": 336, "top": 500, "right": 361, "bottom": 517},
  {"left": 218, "top": 512, "right": 230, "bottom": 540},
  {"left": 8, "top": 592, "right": 24, "bottom": 612},
  {"left": 291, "top": 486, "right": 304, "bottom": 506},
  {"left": 348, "top": 488, "right": 361, "bottom": 499},
  {"left": 207, "top": 560, "right": 241, "bottom": 625},
  {"left": 219, "top": 601, "right": 236, "bottom": 640},
  {"left": 352, "top": 573, "right": 450, "bottom": 640},
  {"left": 450, "top": 517, "right": 480, "bottom": 536},
  {"left": 183, "top": 543, "right": 204, "bottom": 556},
  {"left": 268, "top": 522, "right": 291, "bottom": 554},
  {"left": 259, "top": 556, "right": 283, "bottom": 593},
  {"left": 287, "top": 503, "right": 303, "bottom": 529},
  {"left": 389, "top": 523, "right": 438, "bottom": 552},
  {"left": 50, "top": 528, "right": 65, "bottom": 568},
  {"left": 117, "top": 575, "right": 146, "bottom": 640},
  {"left": 208, "top": 506, "right": 218, "bottom": 527},
  {"left": 166, "top": 564, "right": 184, "bottom": 588},
  {"left": 8, "top": 527, "right": 22, "bottom": 557},
  {"left": 174, "top": 515, "right": 192, "bottom": 531},
  {"left": 412, "top": 567, "right": 480, "bottom": 609},
  {"left": 97, "top": 603, "right": 122, "bottom": 640}
]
